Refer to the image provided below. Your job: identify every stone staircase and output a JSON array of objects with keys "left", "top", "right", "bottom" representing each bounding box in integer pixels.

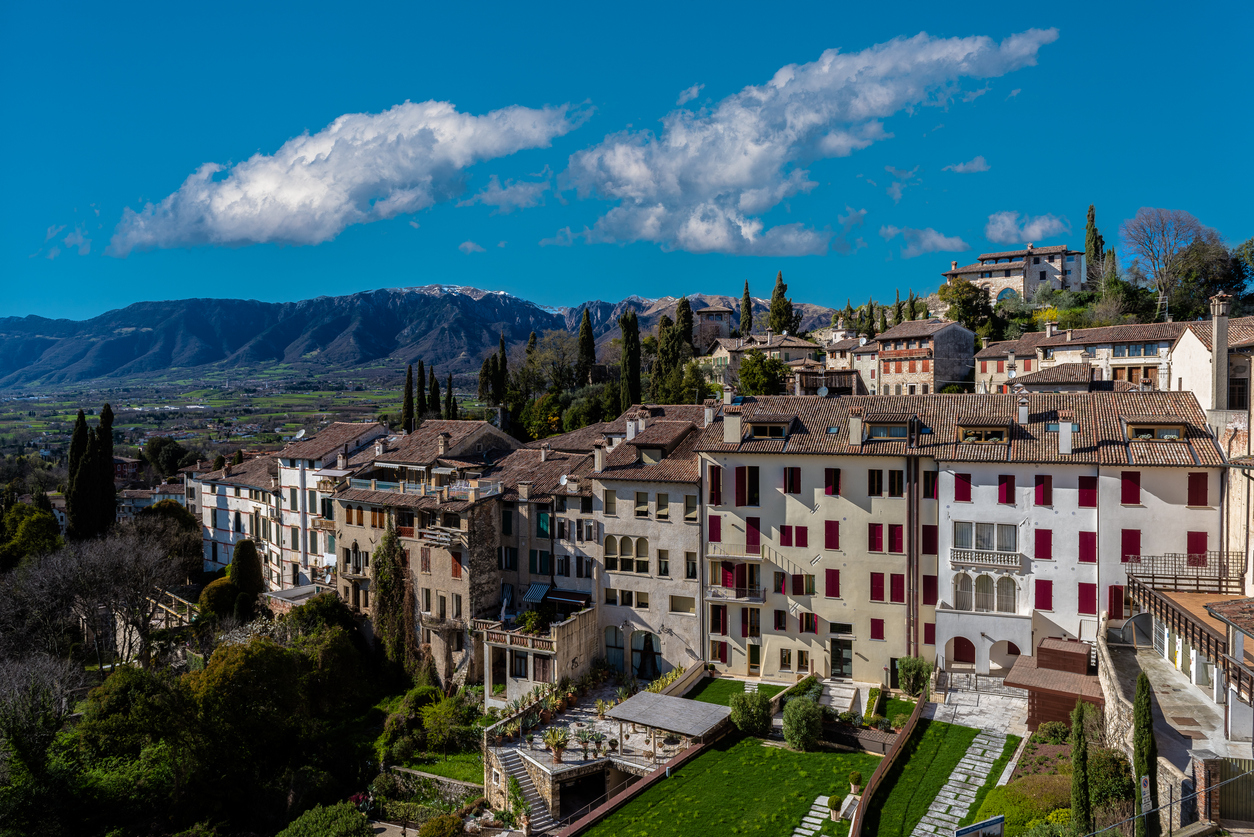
[
  {"left": 820, "top": 679, "right": 858, "bottom": 714},
  {"left": 743, "top": 680, "right": 759, "bottom": 693},
  {"left": 498, "top": 749, "right": 556, "bottom": 833}
]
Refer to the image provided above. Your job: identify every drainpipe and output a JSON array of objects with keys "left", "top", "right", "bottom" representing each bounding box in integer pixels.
[{"left": 906, "top": 416, "right": 921, "bottom": 658}]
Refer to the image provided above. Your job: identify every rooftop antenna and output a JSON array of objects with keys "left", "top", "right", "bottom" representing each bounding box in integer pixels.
[
  {"left": 817, "top": 386, "right": 829, "bottom": 397},
  {"left": 559, "top": 475, "right": 568, "bottom": 486},
  {"left": 294, "top": 429, "right": 306, "bottom": 440}
]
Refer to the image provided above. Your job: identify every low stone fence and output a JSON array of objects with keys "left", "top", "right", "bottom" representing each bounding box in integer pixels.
[
  {"left": 849, "top": 684, "right": 929, "bottom": 837},
  {"left": 389, "top": 765, "right": 483, "bottom": 800},
  {"left": 662, "top": 662, "right": 705, "bottom": 697},
  {"left": 824, "top": 724, "right": 897, "bottom": 755}
]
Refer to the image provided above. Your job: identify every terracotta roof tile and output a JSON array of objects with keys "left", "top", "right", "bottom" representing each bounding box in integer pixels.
[
  {"left": 872, "top": 319, "right": 967, "bottom": 341},
  {"left": 1012, "top": 363, "right": 1094, "bottom": 385},
  {"left": 201, "top": 454, "right": 279, "bottom": 488},
  {"left": 280, "top": 421, "right": 386, "bottom": 460}
]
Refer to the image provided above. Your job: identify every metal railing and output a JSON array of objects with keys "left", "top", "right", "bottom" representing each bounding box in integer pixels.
[
  {"left": 1124, "top": 550, "right": 1246, "bottom": 594},
  {"left": 706, "top": 543, "right": 763, "bottom": 560}
]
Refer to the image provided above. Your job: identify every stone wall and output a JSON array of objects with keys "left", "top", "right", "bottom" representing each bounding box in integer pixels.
[{"left": 390, "top": 765, "right": 483, "bottom": 805}]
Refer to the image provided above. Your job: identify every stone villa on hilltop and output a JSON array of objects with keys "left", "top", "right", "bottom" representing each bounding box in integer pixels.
[{"left": 942, "top": 242, "right": 1086, "bottom": 302}]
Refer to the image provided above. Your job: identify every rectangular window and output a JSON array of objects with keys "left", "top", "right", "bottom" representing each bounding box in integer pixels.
[
  {"left": 620, "top": 590, "right": 633, "bottom": 607},
  {"left": 451, "top": 551, "right": 462, "bottom": 579},
  {"left": 291, "top": 526, "right": 299, "bottom": 548},
  {"left": 501, "top": 506, "right": 513, "bottom": 535},
  {"left": 656, "top": 493, "right": 669, "bottom": 520},
  {"left": 795, "top": 525, "right": 808, "bottom": 548},
  {"left": 1121, "top": 529, "right": 1141, "bottom": 563},
  {"left": 686, "top": 552, "right": 697, "bottom": 579},
  {"left": 923, "top": 471, "right": 937, "bottom": 499},
  {"left": 1188, "top": 472, "right": 1209, "bottom": 507},
  {"left": 604, "top": 490, "right": 616, "bottom": 515},
  {"left": 1035, "top": 529, "right": 1053, "bottom": 561},
  {"left": 798, "top": 650, "right": 810, "bottom": 672},
  {"left": 708, "top": 514, "right": 722, "bottom": 542},
  {"left": 998, "top": 474, "right": 1015, "bottom": 505},
  {"left": 289, "top": 488, "right": 298, "bottom": 509},
  {"left": 1078, "top": 582, "right": 1097, "bottom": 616},
  {"left": 924, "top": 623, "right": 936, "bottom": 645},
  {"left": 581, "top": 495, "right": 593, "bottom": 514},
  {"left": 890, "top": 573, "right": 905, "bottom": 603},
  {"left": 870, "top": 618, "right": 885, "bottom": 641},
  {"left": 954, "top": 473, "right": 972, "bottom": 502},
  {"left": 537, "top": 511, "right": 551, "bottom": 538},
  {"left": 800, "top": 613, "right": 818, "bottom": 634},
  {"left": 529, "top": 549, "right": 538, "bottom": 573},
  {"left": 635, "top": 492, "right": 649, "bottom": 518},
  {"left": 1121, "top": 471, "right": 1141, "bottom": 505},
  {"left": 454, "top": 593, "right": 462, "bottom": 618},
  {"left": 870, "top": 572, "right": 885, "bottom": 602},
  {"left": 824, "top": 520, "right": 840, "bottom": 550},
  {"left": 684, "top": 495, "right": 697, "bottom": 521},
  {"left": 511, "top": 651, "right": 528, "bottom": 678},
  {"left": 1035, "top": 475, "right": 1053, "bottom": 506},
  {"left": 791, "top": 573, "right": 804, "bottom": 595},
  {"left": 922, "top": 575, "right": 937, "bottom": 606},
  {"left": 635, "top": 592, "right": 649, "bottom": 609},
  {"left": 1035, "top": 579, "right": 1054, "bottom": 611},
  {"left": 709, "top": 465, "right": 723, "bottom": 505},
  {"left": 658, "top": 550, "right": 670, "bottom": 576},
  {"left": 774, "top": 609, "right": 788, "bottom": 630},
  {"left": 825, "top": 568, "right": 840, "bottom": 598},
  {"left": 774, "top": 571, "right": 786, "bottom": 594},
  {"left": 746, "top": 517, "right": 761, "bottom": 554},
  {"left": 1078, "top": 532, "right": 1096, "bottom": 563},
  {"left": 779, "top": 648, "right": 792, "bottom": 669},
  {"left": 868, "top": 470, "right": 884, "bottom": 496},
  {"left": 780, "top": 524, "right": 793, "bottom": 547},
  {"left": 921, "top": 524, "right": 938, "bottom": 555},
  {"left": 868, "top": 523, "right": 883, "bottom": 552},
  {"left": 735, "top": 466, "right": 760, "bottom": 506},
  {"left": 825, "top": 468, "right": 841, "bottom": 497},
  {"left": 888, "top": 470, "right": 904, "bottom": 497},
  {"left": 784, "top": 467, "right": 801, "bottom": 494},
  {"left": 1079, "top": 476, "right": 1098, "bottom": 508},
  {"left": 888, "top": 524, "right": 904, "bottom": 554}
]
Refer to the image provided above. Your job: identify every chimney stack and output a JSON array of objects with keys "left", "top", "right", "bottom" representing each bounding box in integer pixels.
[
  {"left": 540, "top": 443, "right": 550, "bottom": 462},
  {"left": 337, "top": 453, "right": 346, "bottom": 469},
  {"left": 703, "top": 401, "right": 715, "bottom": 427},
  {"left": 593, "top": 442, "right": 605, "bottom": 473},
  {"left": 437, "top": 432, "right": 450, "bottom": 455},
  {"left": 951, "top": 260, "right": 958, "bottom": 271},
  {"left": 1058, "top": 410, "right": 1074, "bottom": 455},
  {"left": 626, "top": 418, "right": 637, "bottom": 441},
  {"left": 848, "top": 406, "right": 863, "bottom": 447},
  {"left": 518, "top": 481, "right": 531, "bottom": 500},
  {"left": 981, "top": 336, "right": 989, "bottom": 349},
  {"left": 1211, "top": 293, "right": 1231, "bottom": 411},
  {"left": 794, "top": 373, "right": 803, "bottom": 397},
  {"left": 1066, "top": 329, "right": 1074, "bottom": 342},
  {"left": 1007, "top": 350, "right": 1017, "bottom": 374},
  {"left": 1026, "top": 242, "right": 1034, "bottom": 251},
  {"left": 1044, "top": 321, "right": 1057, "bottom": 338},
  {"left": 722, "top": 407, "right": 742, "bottom": 445},
  {"left": 722, "top": 387, "right": 734, "bottom": 406},
  {"left": 1017, "top": 397, "right": 1029, "bottom": 425}
]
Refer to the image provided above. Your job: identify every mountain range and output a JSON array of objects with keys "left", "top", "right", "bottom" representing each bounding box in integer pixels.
[{"left": 0, "top": 286, "right": 838, "bottom": 388}]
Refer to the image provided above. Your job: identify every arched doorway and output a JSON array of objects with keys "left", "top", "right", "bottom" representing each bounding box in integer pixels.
[
  {"left": 951, "top": 636, "right": 976, "bottom": 665},
  {"left": 631, "top": 631, "right": 662, "bottom": 681},
  {"left": 605, "top": 626, "right": 625, "bottom": 672},
  {"left": 989, "top": 640, "right": 1021, "bottom": 672}
]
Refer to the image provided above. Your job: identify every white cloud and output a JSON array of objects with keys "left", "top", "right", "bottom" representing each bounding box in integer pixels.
[
  {"left": 984, "top": 210, "right": 1069, "bottom": 244},
  {"left": 109, "top": 100, "right": 583, "bottom": 256},
  {"left": 962, "top": 86, "right": 990, "bottom": 102},
  {"left": 1006, "top": 88, "right": 1021, "bottom": 99},
  {"left": 45, "top": 246, "right": 61, "bottom": 260},
  {"left": 943, "top": 155, "right": 990, "bottom": 173},
  {"left": 63, "top": 226, "right": 91, "bottom": 255},
  {"left": 676, "top": 84, "right": 704, "bottom": 105},
  {"left": 885, "top": 165, "right": 921, "bottom": 203},
  {"left": 458, "top": 174, "right": 550, "bottom": 213},
  {"left": 497, "top": 241, "right": 506, "bottom": 248},
  {"left": 45, "top": 224, "right": 65, "bottom": 241},
  {"left": 409, "top": 220, "right": 420, "bottom": 229},
  {"left": 562, "top": 28, "right": 1057, "bottom": 256},
  {"left": 458, "top": 240, "right": 486, "bottom": 254},
  {"left": 879, "top": 225, "right": 970, "bottom": 259}
]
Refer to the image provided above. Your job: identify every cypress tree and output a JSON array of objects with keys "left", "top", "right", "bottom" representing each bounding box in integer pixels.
[
  {"left": 232, "top": 449, "right": 244, "bottom": 465},
  {"left": 415, "top": 360, "right": 426, "bottom": 416},
  {"left": 478, "top": 356, "right": 493, "bottom": 402},
  {"left": 767, "top": 271, "right": 800, "bottom": 335},
  {"left": 1085, "top": 204, "right": 1105, "bottom": 280},
  {"left": 402, "top": 365, "right": 415, "bottom": 432},
  {"left": 878, "top": 308, "right": 888, "bottom": 334},
  {"left": 65, "top": 410, "right": 89, "bottom": 540},
  {"left": 1071, "top": 701, "right": 1092, "bottom": 834},
  {"left": 445, "top": 373, "right": 455, "bottom": 419},
  {"left": 619, "top": 309, "right": 641, "bottom": 408},
  {"left": 740, "top": 281, "right": 753, "bottom": 335},
  {"left": 674, "top": 297, "right": 694, "bottom": 350},
  {"left": 496, "top": 333, "right": 508, "bottom": 401},
  {"left": 894, "top": 288, "right": 903, "bottom": 325},
  {"left": 228, "top": 539, "right": 265, "bottom": 599},
  {"left": 429, "top": 369, "right": 440, "bottom": 419},
  {"left": 94, "top": 404, "right": 116, "bottom": 536},
  {"left": 213, "top": 454, "right": 226, "bottom": 470},
  {"left": 68, "top": 410, "right": 87, "bottom": 482},
  {"left": 77, "top": 430, "right": 101, "bottom": 539},
  {"left": 1133, "top": 672, "right": 1159, "bottom": 837},
  {"left": 372, "top": 523, "right": 416, "bottom": 680},
  {"left": 576, "top": 309, "right": 596, "bottom": 387},
  {"left": 907, "top": 290, "right": 917, "bottom": 321}
]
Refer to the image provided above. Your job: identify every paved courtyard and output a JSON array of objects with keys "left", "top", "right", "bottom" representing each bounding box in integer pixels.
[{"left": 924, "top": 687, "right": 1029, "bottom": 739}]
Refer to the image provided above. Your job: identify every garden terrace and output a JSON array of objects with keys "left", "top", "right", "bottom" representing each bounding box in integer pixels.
[{"left": 480, "top": 606, "right": 600, "bottom": 706}]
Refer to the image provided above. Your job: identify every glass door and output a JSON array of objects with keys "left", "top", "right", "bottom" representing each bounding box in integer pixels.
[
  {"left": 748, "top": 643, "right": 760, "bottom": 675},
  {"left": 831, "top": 639, "right": 853, "bottom": 678}
]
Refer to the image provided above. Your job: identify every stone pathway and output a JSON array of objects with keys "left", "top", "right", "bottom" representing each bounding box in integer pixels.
[
  {"left": 792, "top": 794, "right": 830, "bottom": 836},
  {"left": 909, "top": 730, "right": 1006, "bottom": 836},
  {"left": 744, "top": 680, "right": 758, "bottom": 693}
]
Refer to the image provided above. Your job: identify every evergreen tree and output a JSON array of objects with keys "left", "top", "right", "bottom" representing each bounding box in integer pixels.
[
  {"left": 674, "top": 297, "right": 694, "bottom": 350},
  {"left": 65, "top": 410, "right": 90, "bottom": 540},
  {"left": 428, "top": 369, "right": 439, "bottom": 418},
  {"left": 767, "top": 271, "right": 802, "bottom": 335},
  {"left": 371, "top": 523, "right": 417, "bottom": 680},
  {"left": 619, "top": 309, "right": 642, "bottom": 408},
  {"left": 68, "top": 410, "right": 88, "bottom": 482},
  {"left": 906, "top": 290, "right": 917, "bottom": 321},
  {"left": 402, "top": 365, "right": 415, "bottom": 432},
  {"left": 232, "top": 449, "right": 244, "bottom": 465},
  {"left": 444, "top": 373, "right": 455, "bottom": 419},
  {"left": 213, "top": 454, "right": 226, "bottom": 470},
  {"left": 73, "top": 430, "right": 102, "bottom": 539},
  {"left": 654, "top": 316, "right": 681, "bottom": 402},
  {"left": 576, "top": 309, "right": 596, "bottom": 386},
  {"left": 894, "top": 289, "right": 903, "bottom": 325},
  {"left": 477, "top": 356, "right": 493, "bottom": 402},
  {"left": 1133, "top": 672, "right": 1159, "bottom": 837},
  {"left": 878, "top": 308, "right": 889, "bottom": 334},
  {"left": 740, "top": 281, "right": 753, "bottom": 335},
  {"left": 526, "top": 331, "right": 538, "bottom": 355},
  {"left": 415, "top": 360, "right": 427, "bottom": 416},
  {"left": 494, "top": 334, "right": 508, "bottom": 404},
  {"left": 1071, "top": 701, "right": 1092, "bottom": 834},
  {"left": 94, "top": 404, "right": 116, "bottom": 536},
  {"left": 1085, "top": 204, "right": 1106, "bottom": 281},
  {"left": 228, "top": 539, "right": 265, "bottom": 599}
]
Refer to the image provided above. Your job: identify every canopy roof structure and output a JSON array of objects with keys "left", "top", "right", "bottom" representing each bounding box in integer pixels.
[{"left": 605, "top": 692, "right": 731, "bottom": 738}]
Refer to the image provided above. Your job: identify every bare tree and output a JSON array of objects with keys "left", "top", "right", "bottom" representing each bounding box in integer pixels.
[
  {"left": 1120, "top": 208, "right": 1202, "bottom": 320},
  {"left": 0, "top": 654, "right": 84, "bottom": 781}
]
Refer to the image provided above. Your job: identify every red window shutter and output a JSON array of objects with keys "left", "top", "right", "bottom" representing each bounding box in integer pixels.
[
  {"left": 746, "top": 517, "right": 761, "bottom": 553},
  {"left": 1035, "top": 475, "right": 1053, "bottom": 506},
  {"left": 708, "top": 514, "right": 721, "bottom": 542},
  {"left": 997, "top": 360, "right": 1004, "bottom": 373},
  {"left": 1079, "top": 531, "right": 1097, "bottom": 563},
  {"left": 889, "top": 524, "right": 903, "bottom": 553},
  {"left": 779, "top": 525, "right": 793, "bottom": 547},
  {"left": 955, "top": 473, "right": 972, "bottom": 502},
  {"left": 890, "top": 573, "right": 904, "bottom": 603},
  {"left": 790, "top": 468, "right": 801, "bottom": 494},
  {"left": 998, "top": 474, "right": 1015, "bottom": 504},
  {"left": 740, "top": 607, "right": 749, "bottom": 638},
  {"left": 735, "top": 466, "right": 747, "bottom": 506},
  {"left": 1024, "top": 359, "right": 1032, "bottom": 372},
  {"left": 1121, "top": 529, "right": 1141, "bottom": 563},
  {"left": 719, "top": 641, "right": 727, "bottom": 663},
  {"left": 824, "top": 520, "right": 840, "bottom": 550},
  {"left": 1035, "top": 528, "right": 1053, "bottom": 560},
  {"left": 1078, "top": 582, "right": 1097, "bottom": 615},
  {"left": 452, "top": 552, "right": 462, "bottom": 579},
  {"left": 796, "top": 526, "right": 808, "bottom": 548},
  {"left": 922, "top": 575, "right": 938, "bottom": 606},
  {"left": 1109, "top": 586, "right": 1125, "bottom": 619},
  {"left": 870, "top": 572, "right": 885, "bottom": 602},
  {"left": 824, "top": 468, "right": 841, "bottom": 496},
  {"left": 980, "top": 360, "right": 987, "bottom": 373},
  {"left": 871, "top": 618, "right": 885, "bottom": 641},
  {"left": 1121, "top": 471, "right": 1141, "bottom": 505},
  {"left": 825, "top": 568, "right": 840, "bottom": 598},
  {"left": 895, "top": 360, "right": 902, "bottom": 373},
  {"left": 1186, "top": 531, "right": 1207, "bottom": 564},
  {"left": 1188, "top": 472, "right": 1208, "bottom": 507},
  {"left": 923, "top": 358, "right": 930, "bottom": 372},
  {"left": 710, "top": 465, "right": 722, "bottom": 505},
  {"left": 1035, "top": 579, "right": 1053, "bottom": 611},
  {"left": 923, "top": 622, "right": 936, "bottom": 645},
  {"left": 734, "top": 563, "right": 747, "bottom": 590},
  {"left": 792, "top": 574, "right": 804, "bottom": 596},
  {"left": 921, "top": 524, "right": 938, "bottom": 555},
  {"left": 868, "top": 523, "right": 883, "bottom": 552},
  {"left": 1078, "top": 476, "right": 1097, "bottom": 508}
]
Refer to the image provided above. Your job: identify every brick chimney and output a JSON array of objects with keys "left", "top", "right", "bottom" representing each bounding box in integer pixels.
[
  {"left": 951, "top": 260, "right": 958, "bottom": 271},
  {"left": 722, "top": 387, "right": 734, "bottom": 406},
  {"left": 593, "top": 442, "right": 605, "bottom": 473},
  {"left": 848, "top": 406, "right": 863, "bottom": 448},
  {"left": 703, "top": 400, "right": 715, "bottom": 427},
  {"left": 1211, "top": 293, "right": 1231, "bottom": 410},
  {"left": 722, "top": 406, "right": 742, "bottom": 445},
  {"left": 437, "top": 432, "right": 450, "bottom": 455},
  {"left": 518, "top": 481, "right": 532, "bottom": 500},
  {"left": 1044, "top": 321, "right": 1057, "bottom": 338}
]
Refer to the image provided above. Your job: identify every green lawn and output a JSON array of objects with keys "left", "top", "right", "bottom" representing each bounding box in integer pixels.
[
  {"left": 683, "top": 677, "right": 785, "bottom": 706},
  {"left": 402, "top": 749, "right": 485, "bottom": 785},
  {"left": 860, "top": 720, "right": 979, "bottom": 837},
  {"left": 958, "top": 734, "right": 1021, "bottom": 827},
  {"left": 582, "top": 736, "right": 880, "bottom": 837},
  {"left": 885, "top": 697, "right": 916, "bottom": 721}
]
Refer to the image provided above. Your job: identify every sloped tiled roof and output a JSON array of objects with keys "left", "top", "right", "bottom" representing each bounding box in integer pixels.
[
  {"left": 201, "top": 454, "right": 279, "bottom": 489},
  {"left": 1185, "top": 317, "right": 1254, "bottom": 351},
  {"left": 1012, "top": 363, "right": 1094, "bottom": 385},
  {"left": 599, "top": 424, "right": 701, "bottom": 484},
  {"left": 381, "top": 420, "right": 513, "bottom": 466},
  {"left": 281, "top": 421, "right": 386, "bottom": 460},
  {"left": 529, "top": 404, "right": 715, "bottom": 453},
  {"left": 486, "top": 448, "right": 595, "bottom": 500},
  {"left": 872, "top": 319, "right": 967, "bottom": 342}
]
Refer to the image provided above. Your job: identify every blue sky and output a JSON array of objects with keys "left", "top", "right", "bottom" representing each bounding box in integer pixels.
[{"left": 3, "top": 1, "right": 1251, "bottom": 320}]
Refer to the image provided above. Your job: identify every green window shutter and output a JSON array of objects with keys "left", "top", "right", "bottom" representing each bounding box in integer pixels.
[{"left": 529, "top": 550, "right": 538, "bottom": 574}]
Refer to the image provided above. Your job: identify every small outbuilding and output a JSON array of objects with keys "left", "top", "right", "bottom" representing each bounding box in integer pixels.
[{"left": 1003, "top": 637, "right": 1105, "bottom": 731}]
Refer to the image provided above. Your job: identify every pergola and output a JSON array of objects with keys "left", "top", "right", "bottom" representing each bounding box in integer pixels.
[{"left": 605, "top": 692, "right": 731, "bottom": 762}]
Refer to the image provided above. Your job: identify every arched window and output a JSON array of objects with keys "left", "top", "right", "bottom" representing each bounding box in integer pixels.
[
  {"left": 604, "top": 536, "right": 617, "bottom": 556},
  {"left": 635, "top": 537, "right": 649, "bottom": 558},
  {"left": 996, "top": 577, "right": 1017, "bottom": 613},
  {"left": 997, "top": 288, "right": 1019, "bottom": 302},
  {"left": 975, "top": 575, "right": 995, "bottom": 612},
  {"left": 955, "top": 573, "right": 973, "bottom": 611},
  {"left": 895, "top": 384, "right": 902, "bottom": 395}
]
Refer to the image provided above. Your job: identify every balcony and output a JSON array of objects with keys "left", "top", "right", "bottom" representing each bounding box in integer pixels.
[
  {"left": 420, "top": 612, "right": 465, "bottom": 631},
  {"left": 705, "top": 584, "right": 765, "bottom": 603},
  {"left": 706, "top": 543, "right": 764, "bottom": 561},
  {"left": 397, "top": 525, "right": 466, "bottom": 547},
  {"left": 1124, "top": 550, "right": 1246, "bottom": 594},
  {"left": 312, "top": 517, "right": 336, "bottom": 531},
  {"left": 345, "top": 477, "right": 503, "bottom": 501},
  {"left": 342, "top": 563, "right": 369, "bottom": 580},
  {"left": 949, "top": 549, "right": 1024, "bottom": 570}
]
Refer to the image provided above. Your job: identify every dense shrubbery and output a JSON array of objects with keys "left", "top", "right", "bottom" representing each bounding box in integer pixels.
[
  {"left": 782, "top": 695, "right": 823, "bottom": 751},
  {"left": 275, "top": 802, "right": 372, "bottom": 837},
  {"left": 1034, "top": 721, "right": 1070, "bottom": 745},
  {"left": 198, "top": 576, "right": 240, "bottom": 618},
  {"left": 975, "top": 773, "right": 1071, "bottom": 836},
  {"left": 419, "top": 813, "right": 465, "bottom": 837},
  {"left": 729, "top": 690, "right": 771, "bottom": 737}
]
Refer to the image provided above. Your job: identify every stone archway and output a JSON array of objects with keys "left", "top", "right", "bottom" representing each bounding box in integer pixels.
[
  {"left": 949, "top": 636, "right": 976, "bottom": 665},
  {"left": 989, "top": 640, "right": 1021, "bottom": 672}
]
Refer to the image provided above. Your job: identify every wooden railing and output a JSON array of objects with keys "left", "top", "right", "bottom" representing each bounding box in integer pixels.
[{"left": 850, "top": 683, "right": 930, "bottom": 837}]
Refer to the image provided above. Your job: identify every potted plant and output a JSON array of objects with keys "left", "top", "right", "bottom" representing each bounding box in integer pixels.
[
  {"left": 544, "top": 727, "right": 570, "bottom": 764},
  {"left": 848, "top": 770, "right": 863, "bottom": 795},
  {"left": 596, "top": 699, "right": 609, "bottom": 720},
  {"left": 576, "top": 730, "right": 592, "bottom": 759},
  {"left": 891, "top": 713, "right": 910, "bottom": 732},
  {"left": 607, "top": 738, "right": 618, "bottom": 754},
  {"left": 616, "top": 686, "right": 630, "bottom": 705}
]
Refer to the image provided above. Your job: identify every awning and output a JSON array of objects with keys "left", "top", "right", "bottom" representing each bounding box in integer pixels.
[
  {"left": 522, "top": 583, "right": 551, "bottom": 604},
  {"left": 546, "top": 589, "right": 591, "bottom": 607},
  {"left": 431, "top": 467, "right": 456, "bottom": 476}
]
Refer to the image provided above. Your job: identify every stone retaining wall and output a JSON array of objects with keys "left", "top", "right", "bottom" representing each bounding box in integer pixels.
[{"left": 390, "top": 765, "right": 483, "bottom": 804}]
